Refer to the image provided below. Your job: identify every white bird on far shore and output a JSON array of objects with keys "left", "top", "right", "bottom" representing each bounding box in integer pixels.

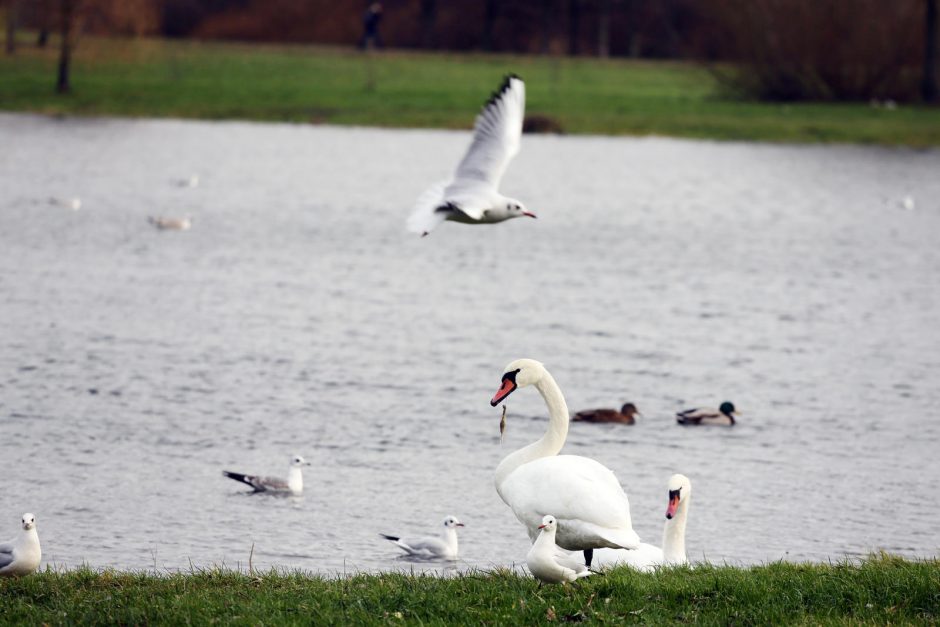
[
  {"left": 49, "top": 197, "right": 81, "bottom": 211},
  {"left": 148, "top": 215, "right": 192, "bottom": 231}
]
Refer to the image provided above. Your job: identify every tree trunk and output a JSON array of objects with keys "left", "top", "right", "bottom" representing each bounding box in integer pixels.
[
  {"left": 925, "top": 0, "right": 939, "bottom": 102},
  {"left": 482, "top": 0, "right": 498, "bottom": 51},
  {"left": 540, "top": 0, "right": 555, "bottom": 54},
  {"left": 5, "top": 0, "right": 16, "bottom": 55},
  {"left": 56, "top": 0, "right": 73, "bottom": 94},
  {"left": 597, "top": 0, "right": 611, "bottom": 58},
  {"left": 420, "top": 0, "right": 436, "bottom": 49},
  {"left": 568, "top": 0, "right": 581, "bottom": 55}
]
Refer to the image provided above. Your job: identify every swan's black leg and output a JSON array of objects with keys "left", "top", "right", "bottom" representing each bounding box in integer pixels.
[{"left": 584, "top": 549, "right": 594, "bottom": 568}]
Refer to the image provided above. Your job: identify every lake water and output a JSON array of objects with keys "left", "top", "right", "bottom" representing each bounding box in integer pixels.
[{"left": 1, "top": 113, "right": 939, "bottom": 574}]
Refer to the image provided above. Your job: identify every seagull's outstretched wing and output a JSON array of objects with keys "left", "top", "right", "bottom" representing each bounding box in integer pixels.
[
  {"left": 406, "top": 180, "right": 449, "bottom": 235},
  {"left": 451, "top": 75, "right": 525, "bottom": 192}
]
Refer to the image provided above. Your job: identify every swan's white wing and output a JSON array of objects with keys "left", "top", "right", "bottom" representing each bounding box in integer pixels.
[
  {"left": 452, "top": 75, "right": 525, "bottom": 192},
  {"left": 593, "top": 544, "right": 664, "bottom": 572},
  {"left": 406, "top": 180, "right": 450, "bottom": 235},
  {"left": 501, "top": 455, "right": 638, "bottom": 550}
]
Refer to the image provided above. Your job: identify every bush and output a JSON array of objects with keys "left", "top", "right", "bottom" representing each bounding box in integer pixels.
[{"left": 700, "top": 0, "right": 926, "bottom": 102}]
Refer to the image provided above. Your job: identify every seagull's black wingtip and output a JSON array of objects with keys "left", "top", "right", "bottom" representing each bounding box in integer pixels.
[{"left": 485, "top": 74, "right": 523, "bottom": 107}]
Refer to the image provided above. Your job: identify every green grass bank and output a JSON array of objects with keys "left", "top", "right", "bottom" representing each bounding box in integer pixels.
[
  {"left": 1, "top": 36, "right": 939, "bottom": 146},
  {"left": 1, "top": 556, "right": 938, "bottom": 625}
]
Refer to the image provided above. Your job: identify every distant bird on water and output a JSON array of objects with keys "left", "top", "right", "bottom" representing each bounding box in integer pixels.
[
  {"left": 148, "top": 216, "right": 192, "bottom": 231},
  {"left": 222, "top": 455, "right": 310, "bottom": 495},
  {"left": 573, "top": 402, "right": 642, "bottom": 424},
  {"left": 174, "top": 175, "right": 199, "bottom": 188},
  {"left": 49, "top": 197, "right": 81, "bottom": 211},
  {"left": 0, "top": 513, "right": 41, "bottom": 577},
  {"left": 380, "top": 515, "right": 464, "bottom": 560},
  {"left": 406, "top": 74, "right": 536, "bottom": 236},
  {"left": 676, "top": 401, "right": 738, "bottom": 426}
]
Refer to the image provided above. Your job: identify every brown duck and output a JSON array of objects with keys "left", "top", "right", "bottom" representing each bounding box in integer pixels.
[{"left": 572, "top": 403, "right": 641, "bottom": 424}]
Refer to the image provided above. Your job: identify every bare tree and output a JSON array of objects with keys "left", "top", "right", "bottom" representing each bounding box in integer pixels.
[
  {"left": 56, "top": 0, "right": 76, "bottom": 93},
  {"left": 597, "top": 0, "right": 611, "bottom": 57},
  {"left": 568, "top": 0, "right": 581, "bottom": 55},
  {"left": 482, "top": 0, "right": 498, "bottom": 51},
  {"left": 5, "top": 0, "right": 17, "bottom": 54},
  {"left": 420, "top": 0, "right": 436, "bottom": 48},
  {"left": 926, "top": 0, "right": 939, "bottom": 102},
  {"left": 540, "top": 0, "right": 557, "bottom": 54}
]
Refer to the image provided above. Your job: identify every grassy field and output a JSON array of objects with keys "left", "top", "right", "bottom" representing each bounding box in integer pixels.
[
  {"left": 1, "top": 35, "right": 939, "bottom": 146},
  {"left": 1, "top": 555, "right": 938, "bottom": 625}
]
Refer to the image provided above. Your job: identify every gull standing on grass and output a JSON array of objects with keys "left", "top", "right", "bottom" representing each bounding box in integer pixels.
[
  {"left": 526, "top": 515, "right": 593, "bottom": 585},
  {"left": 406, "top": 74, "right": 536, "bottom": 236},
  {"left": 379, "top": 515, "right": 464, "bottom": 559},
  {"left": 222, "top": 455, "right": 311, "bottom": 495},
  {"left": 0, "top": 513, "right": 41, "bottom": 577}
]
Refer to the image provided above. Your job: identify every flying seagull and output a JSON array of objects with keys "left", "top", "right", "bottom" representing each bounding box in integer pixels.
[
  {"left": 0, "top": 513, "right": 42, "bottom": 577},
  {"left": 222, "top": 455, "right": 311, "bottom": 495},
  {"left": 407, "top": 74, "right": 535, "bottom": 236}
]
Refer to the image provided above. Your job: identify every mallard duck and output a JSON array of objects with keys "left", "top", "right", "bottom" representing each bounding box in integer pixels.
[
  {"left": 572, "top": 402, "right": 641, "bottom": 424},
  {"left": 676, "top": 401, "right": 737, "bottom": 426}
]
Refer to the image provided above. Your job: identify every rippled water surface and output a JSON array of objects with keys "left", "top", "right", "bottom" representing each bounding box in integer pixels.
[{"left": 2, "top": 113, "right": 939, "bottom": 574}]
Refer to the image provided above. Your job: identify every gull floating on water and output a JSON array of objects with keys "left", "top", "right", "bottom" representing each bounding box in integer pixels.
[
  {"left": 49, "top": 197, "right": 81, "bottom": 211},
  {"left": 0, "top": 513, "right": 41, "bottom": 577},
  {"left": 148, "top": 215, "right": 192, "bottom": 231},
  {"left": 593, "top": 474, "right": 692, "bottom": 571},
  {"left": 174, "top": 175, "right": 199, "bottom": 188},
  {"left": 222, "top": 455, "right": 310, "bottom": 495},
  {"left": 380, "top": 515, "right": 463, "bottom": 559},
  {"left": 406, "top": 74, "right": 536, "bottom": 236},
  {"left": 526, "top": 515, "right": 593, "bottom": 585}
]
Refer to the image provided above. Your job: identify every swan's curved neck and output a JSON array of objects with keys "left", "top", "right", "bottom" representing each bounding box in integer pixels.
[
  {"left": 662, "top": 498, "right": 689, "bottom": 564},
  {"left": 495, "top": 370, "right": 570, "bottom": 490},
  {"left": 288, "top": 467, "right": 303, "bottom": 493}
]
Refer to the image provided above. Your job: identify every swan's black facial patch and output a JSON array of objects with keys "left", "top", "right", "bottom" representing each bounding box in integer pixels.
[{"left": 491, "top": 369, "right": 521, "bottom": 406}]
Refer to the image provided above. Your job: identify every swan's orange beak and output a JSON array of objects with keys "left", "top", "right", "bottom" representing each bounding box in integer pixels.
[
  {"left": 666, "top": 491, "right": 681, "bottom": 520},
  {"left": 490, "top": 378, "right": 517, "bottom": 406}
]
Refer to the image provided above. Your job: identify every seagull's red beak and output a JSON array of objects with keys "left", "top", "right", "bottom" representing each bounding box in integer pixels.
[
  {"left": 458, "top": 523, "right": 465, "bottom": 527},
  {"left": 523, "top": 211, "right": 537, "bottom": 219},
  {"left": 538, "top": 523, "right": 546, "bottom": 529},
  {"left": 490, "top": 378, "right": 517, "bottom": 406},
  {"left": 666, "top": 491, "right": 681, "bottom": 520}
]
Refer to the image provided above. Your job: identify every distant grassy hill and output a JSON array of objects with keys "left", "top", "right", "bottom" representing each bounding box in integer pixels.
[
  {"left": 1, "top": 36, "right": 939, "bottom": 145},
  {"left": 1, "top": 555, "right": 938, "bottom": 624}
]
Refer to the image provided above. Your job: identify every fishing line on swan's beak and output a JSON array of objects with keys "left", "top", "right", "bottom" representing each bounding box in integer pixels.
[{"left": 499, "top": 404, "right": 507, "bottom": 443}]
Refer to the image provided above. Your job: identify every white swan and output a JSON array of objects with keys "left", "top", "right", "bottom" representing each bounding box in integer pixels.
[
  {"left": 526, "top": 515, "right": 593, "bottom": 585},
  {"left": 593, "top": 474, "right": 691, "bottom": 571},
  {"left": 490, "top": 358, "right": 640, "bottom": 566}
]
